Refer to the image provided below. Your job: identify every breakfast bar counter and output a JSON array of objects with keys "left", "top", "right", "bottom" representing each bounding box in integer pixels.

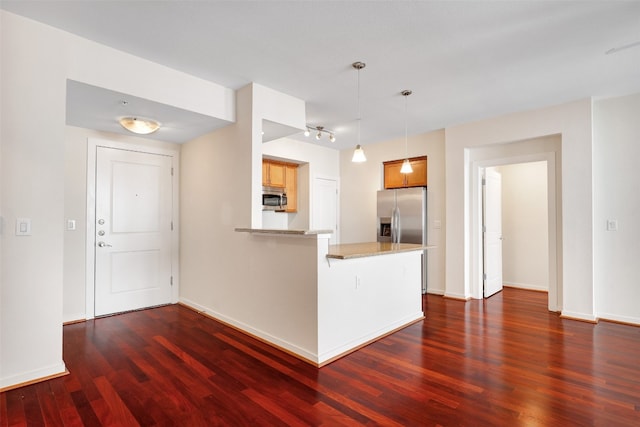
[{"left": 327, "top": 242, "right": 433, "bottom": 259}]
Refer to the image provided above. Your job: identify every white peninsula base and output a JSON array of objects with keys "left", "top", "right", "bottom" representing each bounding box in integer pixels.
[{"left": 186, "top": 229, "right": 426, "bottom": 366}]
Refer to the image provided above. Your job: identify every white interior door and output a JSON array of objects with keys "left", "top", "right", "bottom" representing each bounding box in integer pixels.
[
  {"left": 95, "top": 147, "right": 173, "bottom": 316},
  {"left": 483, "top": 167, "right": 503, "bottom": 298},
  {"left": 313, "top": 177, "right": 339, "bottom": 243}
]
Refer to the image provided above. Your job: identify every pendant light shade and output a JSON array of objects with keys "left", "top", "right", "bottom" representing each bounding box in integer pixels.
[
  {"left": 400, "top": 90, "right": 413, "bottom": 174},
  {"left": 351, "top": 61, "right": 367, "bottom": 163},
  {"left": 352, "top": 144, "right": 367, "bottom": 162},
  {"left": 400, "top": 158, "right": 413, "bottom": 173}
]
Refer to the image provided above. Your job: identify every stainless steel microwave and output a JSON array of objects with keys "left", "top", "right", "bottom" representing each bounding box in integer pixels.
[{"left": 262, "top": 188, "right": 287, "bottom": 211}]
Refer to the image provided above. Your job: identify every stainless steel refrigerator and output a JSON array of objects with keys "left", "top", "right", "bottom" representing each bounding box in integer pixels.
[{"left": 377, "top": 187, "right": 428, "bottom": 293}]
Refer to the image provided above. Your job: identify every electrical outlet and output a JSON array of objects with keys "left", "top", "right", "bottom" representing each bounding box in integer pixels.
[{"left": 606, "top": 219, "right": 618, "bottom": 231}]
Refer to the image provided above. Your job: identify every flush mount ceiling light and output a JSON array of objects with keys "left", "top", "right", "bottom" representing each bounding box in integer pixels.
[
  {"left": 351, "top": 61, "right": 367, "bottom": 163},
  {"left": 304, "top": 125, "right": 336, "bottom": 143},
  {"left": 400, "top": 90, "right": 413, "bottom": 174},
  {"left": 119, "top": 116, "right": 161, "bottom": 135}
]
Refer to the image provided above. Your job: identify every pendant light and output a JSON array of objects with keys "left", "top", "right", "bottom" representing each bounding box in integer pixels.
[
  {"left": 400, "top": 90, "right": 413, "bottom": 174},
  {"left": 351, "top": 61, "right": 367, "bottom": 163}
]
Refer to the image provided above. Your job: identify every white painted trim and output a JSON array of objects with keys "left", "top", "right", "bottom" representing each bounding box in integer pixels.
[
  {"left": 179, "top": 297, "right": 319, "bottom": 363},
  {"left": 503, "top": 282, "right": 548, "bottom": 292},
  {"left": 597, "top": 312, "right": 640, "bottom": 326},
  {"left": 470, "top": 151, "right": 560, "bottom": 312},
  {"left": 561, "top": 310, "right": 598, "bottom": 323},
  {"left": 85, "top": 138, "right": 180, "bottom": 319},
  {"left": 0, "top": 362, "right": 67, "bottom": 390}
]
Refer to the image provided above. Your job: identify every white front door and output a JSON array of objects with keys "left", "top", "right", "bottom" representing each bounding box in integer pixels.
[
  {"left": 94, "top": 147, "right": 173, "bottom": 316},
  {"left": 483, "top": 167, "right": 503, "bottom": 298},
  {"left": 313, "top": 177, "right": 339, "bottom": 243}
]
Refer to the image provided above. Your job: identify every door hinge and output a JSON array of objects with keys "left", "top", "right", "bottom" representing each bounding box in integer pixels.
[
  {"left": 171, "top": 221, "right": 174, "bottom": 231},
  {"left": 170, "top": 276, "right": 173, "bottom": 286},
  {"left": 482, "top": 225, "right": 486, "bottom": 233},
  {"left": 482, "top": 178, "right": 486, "bottom": 185},
  {"left": 483, "top": 273, "right": 487, "bottom": 281},
  {"left": 171, "top": 167, "right": 174, "bottom": 176}
]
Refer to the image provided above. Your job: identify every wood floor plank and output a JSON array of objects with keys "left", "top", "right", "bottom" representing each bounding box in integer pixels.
[{"left": 2, "top": 288, "right": 640, "bottom": 425}]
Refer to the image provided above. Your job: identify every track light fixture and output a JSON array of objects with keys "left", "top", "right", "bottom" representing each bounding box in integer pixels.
[{"left": 304, "top": 125, "right": 336, "bottom": 143}]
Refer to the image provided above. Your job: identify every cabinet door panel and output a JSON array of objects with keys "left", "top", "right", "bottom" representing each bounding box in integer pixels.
[
  {"left": 285, "top": 165, "right": 297, "bottom": 212},
  {"left": 262, "top": 162, "right": 269, "bottom": 186},
  {"left": 406, "top": 158, "right": 428, "bottom": 187},
  {"left": 269, "top": 163, "right": 286, "bottom": 188},
  {"left": 384, "top": 162, "right": 406, "bottom": 189}
]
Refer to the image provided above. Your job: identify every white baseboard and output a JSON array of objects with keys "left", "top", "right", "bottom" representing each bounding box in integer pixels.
[
  {"left": 597, "top": 311, "right": 640, "bottom": 326},
  {"left": 443, "top": 291, "right": 469, "bottom": 300},
  {"left": 0, "top": 362, "right": 67, "bottom": 390},
  {"left": 426, "top": 288, "right": 445, "bottom": 295},
  {"left": 179, "top": 297, "right": 318, "bottom": 363},
  {"left": 561, "top": 310, "right": 598, "bottom": 323},
  {"left": 63, "top": 312, "right": 87, "bottom": 324},
  {"left": 503, "top": 282, "right": 548, "bottom": 292}
]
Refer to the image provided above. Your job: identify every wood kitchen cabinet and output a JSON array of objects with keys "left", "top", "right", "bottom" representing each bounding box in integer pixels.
[
  {"left": 284, "top": 164, "right": 297, "bottom": 213},
  {"left": 262, "top": 160, "right": 286, "bottom": 188},
  {"left": 262, "top": 159, "right": 298, "bottom": 212},
  {"left": 383, "top": 156, "right": 428, "bottom": 189}
]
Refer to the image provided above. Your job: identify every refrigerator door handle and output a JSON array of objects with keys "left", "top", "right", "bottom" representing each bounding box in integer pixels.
[{"left": 391, "top": 207, "right": 401, "bottom": 243}]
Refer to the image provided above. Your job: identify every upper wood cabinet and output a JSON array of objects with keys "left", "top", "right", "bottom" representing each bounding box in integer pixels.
[
  {"left": 284, "top": 164, "right": 297, "bottom": 213},
  {"left": 262, "top": 160, "right": 286, "bottom": 188},
  {"left": 383, "top": 156, "right": 428, "bottom": 189},
  {"left": 262, "top": 159, "right": 298, "bottom": 212}
]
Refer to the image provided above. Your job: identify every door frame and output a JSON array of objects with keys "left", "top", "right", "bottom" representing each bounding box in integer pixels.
[
  {"left": 85, "top": 138, "right": 180, "bottom": 319},
  {"left": 471, "top": 151, "right": 560, "bottom": 312}
]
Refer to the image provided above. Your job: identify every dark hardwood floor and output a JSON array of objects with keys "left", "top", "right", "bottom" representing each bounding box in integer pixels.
[{"left": 2, "top": 288, "right": 640, "bottom": 426}]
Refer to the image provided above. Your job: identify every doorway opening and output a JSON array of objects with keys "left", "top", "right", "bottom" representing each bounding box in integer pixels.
[
  {"left": 470, "top": 135, "right": 562, "bottom": 312},
  {"left": 482, "top": 161, "right": 550, "bottom": 300}
]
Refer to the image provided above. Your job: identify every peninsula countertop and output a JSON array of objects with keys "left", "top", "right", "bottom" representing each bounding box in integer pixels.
[
  {"left": 235, "top": 228, "right": 333, "bottom": 235},
  {"left": 327, "top": 242, "right": 435, "bottom": 260}
]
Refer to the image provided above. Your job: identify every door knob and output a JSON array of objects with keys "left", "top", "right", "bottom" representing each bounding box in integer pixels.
[{"left": 97, "top": 241, "right": 112, "bottom": 247}]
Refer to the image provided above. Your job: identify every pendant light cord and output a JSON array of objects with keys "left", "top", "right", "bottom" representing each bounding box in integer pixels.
[
  {"left": 357, "top": 66, "right": 361, "bottom": 145},
  {"left": 404, "top": 93, "right": 408, "bottom": 158}
]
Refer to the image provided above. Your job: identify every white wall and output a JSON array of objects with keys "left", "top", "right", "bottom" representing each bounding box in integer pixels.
[
  {"left": 496, "top": 162, "right": 549, "bottom": 291},
  {"left": 262, "top": 137, "right": 340, "bottom": 231},
  {"left": 593, "top": 93, "right": 640, "bottom": 325},
  {"left": 1, "top": 10, "right": 67, "bottom": 388},
  {"left": 180, "top": 84, "right": 324, "bottom": 356},
  {"left": 0, "top": 10, "right": 233, "bottom": 389},
  {"left": 339, "top": 130, "right": 446, "bottom": 294},
  {"left": 446, "top": 99, "right": 594, "bottom": 321}
]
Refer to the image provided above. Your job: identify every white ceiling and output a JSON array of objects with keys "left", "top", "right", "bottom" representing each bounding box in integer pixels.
[{"left": 3, "top": 1, "right": 640, "bottom": 149}]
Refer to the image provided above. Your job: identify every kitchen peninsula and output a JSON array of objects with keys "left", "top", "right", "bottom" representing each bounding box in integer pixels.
[{"left": 232, "top": 228, "right": 427, "bottom": 366}]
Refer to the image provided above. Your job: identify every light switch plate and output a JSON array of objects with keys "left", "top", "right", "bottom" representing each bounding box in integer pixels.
[{"left": 16, "top": 218, "right": 32, "bottom": 236}]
